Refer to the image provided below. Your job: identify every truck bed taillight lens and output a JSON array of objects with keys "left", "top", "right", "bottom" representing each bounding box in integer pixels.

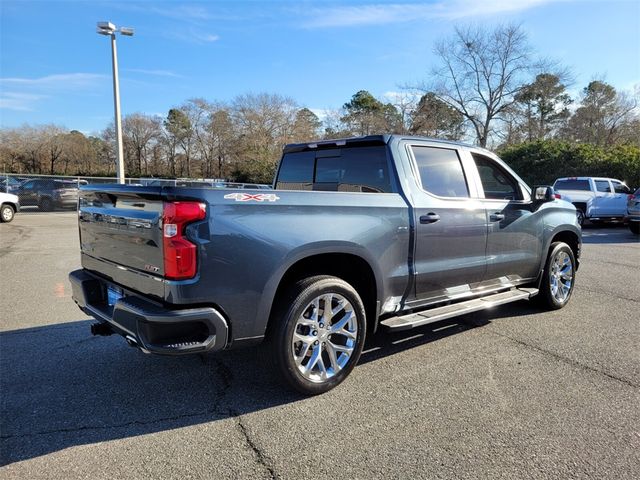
[{"left": 162, "top": 201, "right": 206, "bottom": 280}]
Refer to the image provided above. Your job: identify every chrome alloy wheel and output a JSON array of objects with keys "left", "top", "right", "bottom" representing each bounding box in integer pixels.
[
  {"left": 291, "top": 293, "right": 358, "bottom": 383},
  {"left": 549, "top": 250, "right": 573, "bottom": 303}
]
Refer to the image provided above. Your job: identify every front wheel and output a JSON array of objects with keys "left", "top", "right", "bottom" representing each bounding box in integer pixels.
[
  {"left": 537, "top": 242, "right": 576, "bottom": 310},
  {"left": 0, "top": 204, "right": 15, "bottom": 222},
  {"left": 39, "top": 197, "right": 53, "bottom": 211},
  {"left": 264, "top": 275, "right": 366, "bottom": 395}
]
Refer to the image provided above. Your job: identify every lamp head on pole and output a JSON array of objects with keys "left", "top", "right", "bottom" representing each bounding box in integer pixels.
[
  {"left": 96, "top": 21, "right": 116, "bottom": 35},
  {"left": 96, "top": 22, "right": 134, "bottom": 37}
]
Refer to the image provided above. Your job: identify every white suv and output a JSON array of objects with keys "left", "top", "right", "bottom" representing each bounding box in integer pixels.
[{"left": 0, "top": 192, "right": 20, "bottom": 223}]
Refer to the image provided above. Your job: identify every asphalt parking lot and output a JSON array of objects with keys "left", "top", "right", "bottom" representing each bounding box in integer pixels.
[{"left": 1, "top": 212, "right": 639, "bottom": 479}]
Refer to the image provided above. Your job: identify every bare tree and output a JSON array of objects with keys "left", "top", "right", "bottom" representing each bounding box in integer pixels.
[
  {"left": 123, "top": 114, "right": 162, "bottom": 176},
  {"left": 41, "top": 125, "right": 68, "bottom": 175},
  {"left": 230, "top": 93, "right": 299, "bottom": 182},
  {"left": 0, "top": 128, "right": 27, "bottom": 172},
  {"left": 430, "top": 24, "right": 533, "bottom": 147}
]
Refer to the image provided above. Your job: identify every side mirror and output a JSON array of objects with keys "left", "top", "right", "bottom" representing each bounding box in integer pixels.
[{"left": 533, "top": 186, "right": 555, "bottom": 203}]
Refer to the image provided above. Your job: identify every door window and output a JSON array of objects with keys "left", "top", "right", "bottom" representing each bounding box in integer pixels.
[
  {"left": 611, "top": 181, "right": 631, "bottom": 194},
  {"left": 21, "top": 180, "right": 35, "bottom": 191},
  {"left": 595, "top": 180, "right": 612, "bottom": 193},
  {"left": 410, "top": 146, "right": 469, "bottom": 198},
  {"left": 472, "top": 154, "right": 522, "bottom": 200}
]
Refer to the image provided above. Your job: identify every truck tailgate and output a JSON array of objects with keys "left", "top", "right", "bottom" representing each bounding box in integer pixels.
[{"left": 78, "top": 186, "right": 165, "bottom": 277}]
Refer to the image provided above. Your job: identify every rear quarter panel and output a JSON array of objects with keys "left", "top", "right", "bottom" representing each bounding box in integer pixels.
[{"left": 165, "top": 188, "right": 411, "bottom": 342}]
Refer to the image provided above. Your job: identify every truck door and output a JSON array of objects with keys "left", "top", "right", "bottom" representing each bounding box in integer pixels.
[
  {"left": 592, "top": 179, "right": 618, "bottom": 216},
  {"left": 596, "top": 180, "right": 630, "bottom": 217},
  {"left": 470, "top": 153, "right": 542, "bottom": 285},
  {"left": 408, "top": 145, "right": 487, "bottom": 303}
]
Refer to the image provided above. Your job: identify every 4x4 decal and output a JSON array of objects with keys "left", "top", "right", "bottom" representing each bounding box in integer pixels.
[{"left": 224, "top": 193, "right": 280, "bottom": 202}]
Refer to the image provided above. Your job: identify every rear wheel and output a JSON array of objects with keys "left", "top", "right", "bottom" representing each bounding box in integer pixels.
[
  {"left": 0, "top": 204, "right": 15, "bottom": 222},
  {"left": 39, "top": 197, "right": 53, "bottom": 212},
  {"left": 537, "top": 242, "right": 576, "bottom": 310},
  {"left": 630, "top": 222, "right": 640, "bottom": 234},
  {"left": 575, "top": 209, "right": 585, "bottom": 226},
  {"left": 263, "top": 275, "right": 366, "bottom": 395}
]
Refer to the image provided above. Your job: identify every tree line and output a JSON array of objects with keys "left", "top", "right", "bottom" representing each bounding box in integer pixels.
[{"left": 1, "top": 24, "right": 638, "bottom": 185}]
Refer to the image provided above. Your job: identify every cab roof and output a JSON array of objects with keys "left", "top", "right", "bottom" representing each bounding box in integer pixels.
[{"left": 283, "top": 134, "right": 480, "bottom": 154}]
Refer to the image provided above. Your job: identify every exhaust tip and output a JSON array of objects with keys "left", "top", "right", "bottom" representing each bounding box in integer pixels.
[{"left": 125, "top": 335, "right": 139, "bottom": 348}]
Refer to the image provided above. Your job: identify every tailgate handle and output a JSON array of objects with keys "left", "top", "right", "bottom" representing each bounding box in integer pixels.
[{"left": 420, "top": 213, "right": 440, "bottom": 224}]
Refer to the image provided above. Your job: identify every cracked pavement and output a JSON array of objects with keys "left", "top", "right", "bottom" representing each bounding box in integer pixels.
[{"left": 1, "top": 213, "right": 639, "bottom": 479}]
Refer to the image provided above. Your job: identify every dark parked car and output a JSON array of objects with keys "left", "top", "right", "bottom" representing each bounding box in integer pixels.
[{"left": 15, "top": 179, "right": 80, "bottom": 211}]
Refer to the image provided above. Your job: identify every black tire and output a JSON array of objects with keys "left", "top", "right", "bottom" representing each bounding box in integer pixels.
[
  {"left": 537, "top": 242, "right": 576, "bottom": 310},
  {"left": 630, "top": 222, "right": 640, "bottom": 235},
  {"left": 262, "top": 275, "right": 366, "bottom": 395},
  {"left": 575, "top": 209, "right": 585, "bottom": 227},
  {"left": 39, "top": 197, "right": 53, "bottom": 212},
  {"left": 0, "top": 204, "right": 15, "bottom": 223}
]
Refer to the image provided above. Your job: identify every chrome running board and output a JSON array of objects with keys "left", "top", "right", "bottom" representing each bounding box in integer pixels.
[{"left": 380, "top": 288, "right": 539, "bottom": 331}]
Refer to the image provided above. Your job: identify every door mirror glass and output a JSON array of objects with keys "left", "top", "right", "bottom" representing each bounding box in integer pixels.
[{"left": 533, "top": 186, "right": 554, "bottom": 202}]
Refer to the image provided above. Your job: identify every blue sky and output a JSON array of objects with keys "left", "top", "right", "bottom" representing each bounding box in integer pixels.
[{"left": 1, "top": 0, "right": 639, "bottom": 134}]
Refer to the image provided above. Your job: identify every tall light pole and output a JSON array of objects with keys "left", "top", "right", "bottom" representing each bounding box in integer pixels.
[{"left": 97, "top": 22, "right": 134, "bottom": 184}]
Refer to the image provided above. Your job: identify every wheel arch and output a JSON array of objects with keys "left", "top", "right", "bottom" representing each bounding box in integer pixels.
[
  {"left": 261, "top": 250, "right": 381, "bottom": 340},
  {"left": 539, "top": 227, "right": 581, "bottom": 278},
  {"left": 1, "top": 201, "right": 17, "bottom": 212}
]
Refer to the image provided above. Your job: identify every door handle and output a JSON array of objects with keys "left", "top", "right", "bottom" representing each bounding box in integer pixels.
[
  {"left": 490, "top": 212, "right": 505, "bottom": 222},
  {"left": 420, "top": 213, "right": 440, "bottom": 224}
]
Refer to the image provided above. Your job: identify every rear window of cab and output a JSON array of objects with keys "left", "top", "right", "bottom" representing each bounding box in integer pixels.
[
  {"left": 276, "top": 146, "right": 392, "bottom": 193},
  {"left": 554, "top": 179, "right": 590, "bottom": 191}
]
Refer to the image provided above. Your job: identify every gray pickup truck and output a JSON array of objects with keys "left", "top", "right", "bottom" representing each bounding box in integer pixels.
[{"left": 69, "top": 135, "right": 581, "bottom": 394}]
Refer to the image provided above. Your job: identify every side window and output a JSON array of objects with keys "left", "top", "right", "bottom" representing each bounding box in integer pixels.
[
  {"left": 276, "top": 151, "right": 314, "bottom": 190},
  {"left": 595, "top": 180, "right": 612, "bottom": 193},
  {"left": 472, "top": 154, "right": 521, "bottom": 200},
  {"left": 22, "top": 180, "right": 35, "bottom": 191},
  {"left": 611, "top": 181, "right": 630, "bottom": 194},
  {"left": 411, "top": 146, "right": 469, "bottom": 198}
]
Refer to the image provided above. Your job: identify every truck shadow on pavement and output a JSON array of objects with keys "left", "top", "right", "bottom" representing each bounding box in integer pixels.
[{"left": 0, "top": 307, "right": 520, "bottom": 466}]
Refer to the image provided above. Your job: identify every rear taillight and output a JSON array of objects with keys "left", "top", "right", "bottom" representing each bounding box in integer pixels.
[
  {"left": 554, "top": 193, "right": 562, "bottom": 199},
  {"left": 162, "top": 201, "right": 206, "bottom": 280}
]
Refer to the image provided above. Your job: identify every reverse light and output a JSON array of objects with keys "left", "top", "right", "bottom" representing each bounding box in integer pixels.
[{"left": 162, "top": 201, "right": 206, "bottom": 280}]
